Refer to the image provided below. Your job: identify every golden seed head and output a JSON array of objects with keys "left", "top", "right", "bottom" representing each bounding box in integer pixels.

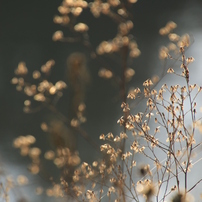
[
  {"left": 52, "top": 31, "right": 64, "bottom": 41},
  {"left": 17, "top": 175, "right": 29, "bottom": 185},
  {"left": 44, "top": 150, "right": 55, "bottom": 160},
  {"left": 15, "top": 62, "right": 28, "bottom": 75},
  {"left": 98, "top": 68, "right": 113, "bottom": 79},
  {"left": 32, "top": 70, "right": 41, "bottom": 79},
  {"left": 74, "top": 23, "right": 89, "bottom": 32}
]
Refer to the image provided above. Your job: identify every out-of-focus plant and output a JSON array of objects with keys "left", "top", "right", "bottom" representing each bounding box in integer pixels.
[{"left": 6, "top": 0, "right": 202, "bottom": 201}]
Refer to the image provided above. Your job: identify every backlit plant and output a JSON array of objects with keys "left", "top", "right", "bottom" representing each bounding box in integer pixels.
[{"left": 4, "top": 0, "right": 202, "bottom": 201}]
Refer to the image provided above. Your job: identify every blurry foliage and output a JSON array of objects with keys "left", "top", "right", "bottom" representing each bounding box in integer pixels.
[{"left": 1, "top": 0, "right": 202, "bottom": 201}]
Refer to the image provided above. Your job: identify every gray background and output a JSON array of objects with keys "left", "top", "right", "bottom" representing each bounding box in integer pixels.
[{"left": 1, "top": 0, "right": 202, "bottom": 201}]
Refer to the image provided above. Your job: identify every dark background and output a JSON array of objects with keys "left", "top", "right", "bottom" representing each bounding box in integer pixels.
[{"left": 1, "top": 0, "right": 202, "bottom": 201}]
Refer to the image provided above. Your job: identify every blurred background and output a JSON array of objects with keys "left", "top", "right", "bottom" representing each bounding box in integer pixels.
[{"left": 1, "top": 0, "right": 202, "bottom": 201}]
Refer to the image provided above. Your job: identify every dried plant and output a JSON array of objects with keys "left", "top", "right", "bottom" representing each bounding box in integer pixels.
[{"left": 5, "top": 0, "right": 202, "bottom": 202}]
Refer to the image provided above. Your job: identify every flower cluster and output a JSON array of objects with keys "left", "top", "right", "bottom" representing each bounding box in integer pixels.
[
  {"left": 9, "top": 1, "right": 202, "bottom": 201},
  {"left": 11, "top": 60, "right": 67, "bottom": 114}
]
